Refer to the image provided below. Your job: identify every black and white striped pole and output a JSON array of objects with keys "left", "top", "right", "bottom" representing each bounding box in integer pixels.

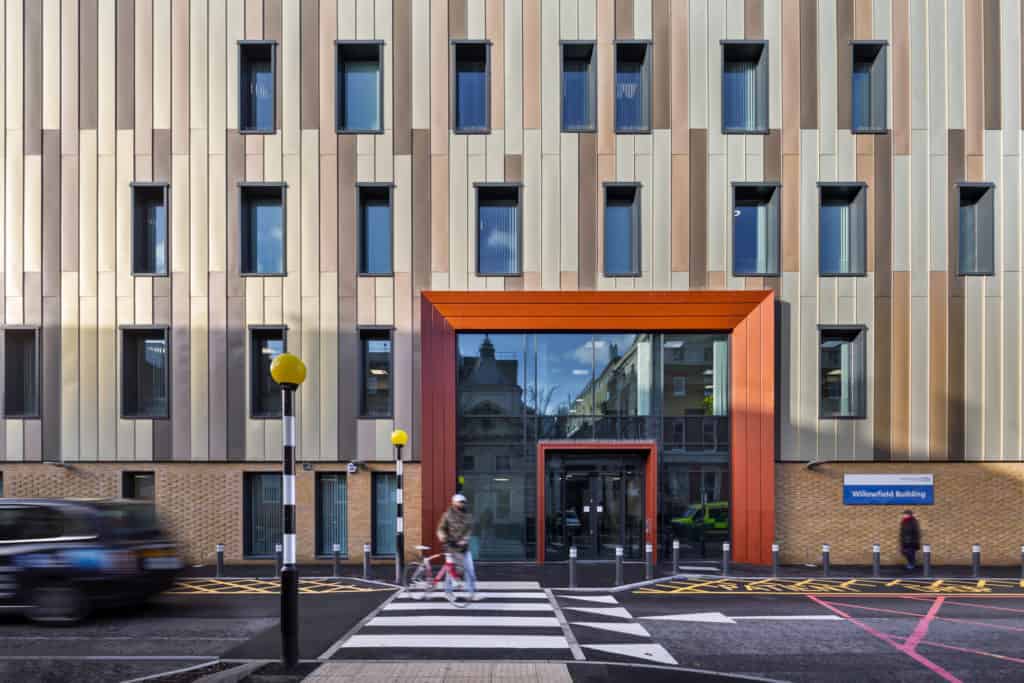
[
  {"left": 391, "top": 429, "right": 409, "bottom": 585},
  {"left": 270, "top": 353, "right": 307, "bottom": 670}
]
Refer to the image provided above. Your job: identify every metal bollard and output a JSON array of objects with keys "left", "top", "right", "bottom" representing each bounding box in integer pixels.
[
  {"left": 362, "top": 543, "right": 371, "bottom": 580},
  {"left": 821, "top": 544, "right": 831, "bottom": 578},
  {"left": 771, "top": 543, "right": 779, "bottom": 577},
  {"left": 615, "top": 546, "right": 624, "bottom": 586},
  {"left": 275, "top": 543, "right": 283, "bottom": 578},
  {"left": 972, "top": 544, "right": 981, "bottom": 578},
  {"left": 672, "top": 539, "right": 680, "bottom": 575},
  {"left": 872, "top": 544, "right": 881, "bottom": 578},
  {"left": 568, "top": 546, "right": 577, "bottom": 588},
  {"left": 645, "top": 543, "right": 654, "bottom": 580},
  {"left": 332, "top": 544, "right": 341, "bottom": 578},
  {"left": 216, "top": 544, "right": 225, "bottom": 578},
  {"left": 722, "top": 542, "right": 731, "bottom": 576},
  {"left": 922, "top": 544, "right": 932, "bottom": 578}
]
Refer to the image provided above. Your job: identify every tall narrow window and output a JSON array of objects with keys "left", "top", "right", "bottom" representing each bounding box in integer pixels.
[
  {"left": 4, "top": 329, "right": 39, "bottom": 418},
  {"left": 372, "top": 472, "right": 397, "bottom": 556},
  {"left": 604, "top": 184, "right": 641, "bottom": 276},
  {"left": 361, "top": 329, "right": 393, "bottom": 418},
  {"left": 476, "top": 185, "right": 521, "bottom": 275},
  {"left": 251, "top": 327, "right": 285, "bottom": 418},
  {"left": 819, "top": 184, "right": 867, "bottom": 276},
  {"left": 244, "top": 473, "right": 282, "bottom": 557},
  {"left": 722, "top": 41, "right": 768, "bottom": 133},
  {"left": 562, "top": 42, "right": 596, "bottom": 131},
  {"left": 615, "top": 42, "right": 651, "bottom": 132},
  {"left": 958, "top": 184, "right": 996, "bottom": 276},
  {"left": 337, "top": 42, "right": 383, "bottom": 133},
  {"left": 453, "top": 42, "right": 490, "bottom": 132},
  {"left": 122, "top": 328, "right": 169, "bottom": 419},
  {"left": 359, "top": 185, "right": 393, "bottom": 275},
  {"left": 820, "top": 328, "right": 867, "bottom": 419},
  {"left": 240, "top": 184, "right": 285, "bottom": 275},
  {"left": 733, "top": 184, "right": 780, "bottom": 276},
  {"left": 238, "top": 42, "right": 276, "bottom": 133},
  {"left": 852, "top": 42, "right": 887, "bottom": 132},
  {"left": 132, "top": 184, "right": 169, "bottom": 275},
  {"left": 316, "top": 473, "right": 348, "bottom": 557}
]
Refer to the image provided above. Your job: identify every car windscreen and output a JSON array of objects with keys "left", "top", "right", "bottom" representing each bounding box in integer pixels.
[
  {"left": 0, "top": 505, "right": 97, "bottom": 542},
  {"left": 96, "top": 503, "right": 162, "bottom": 540}
]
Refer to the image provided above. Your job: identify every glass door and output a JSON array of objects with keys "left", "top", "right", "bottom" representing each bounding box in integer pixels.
[{"left": 563, "top": 473, "right": 597, "bottom": 559}]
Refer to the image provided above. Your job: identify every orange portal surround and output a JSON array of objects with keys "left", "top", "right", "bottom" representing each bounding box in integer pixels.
[{"left": 420, "top": 290, "right": 776, "bottom": 565}]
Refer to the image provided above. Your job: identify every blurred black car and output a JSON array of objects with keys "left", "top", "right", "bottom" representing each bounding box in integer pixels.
[{"left": 0, "top": 498, "right": 182, "bottom": 623}]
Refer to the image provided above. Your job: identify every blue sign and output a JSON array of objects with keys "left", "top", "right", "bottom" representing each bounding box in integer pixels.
[{"left": 843, "top": 474, "right": 934, "bottom": 505}]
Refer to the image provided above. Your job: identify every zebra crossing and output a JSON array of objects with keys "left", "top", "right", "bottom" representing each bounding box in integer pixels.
[
  {"left": 555, "top": 593, "right": 678, "bottom": 665},
  {"left": 328, "top": 581, "right": 577, "bottom": 660}
]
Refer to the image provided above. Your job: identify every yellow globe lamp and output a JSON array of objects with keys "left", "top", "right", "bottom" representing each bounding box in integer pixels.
[
  {"left": 270, "top": 353, "right": 307, "bottom": 388},
  {"left": 390, "top": 429, "right": 409, "bottom": 447}
]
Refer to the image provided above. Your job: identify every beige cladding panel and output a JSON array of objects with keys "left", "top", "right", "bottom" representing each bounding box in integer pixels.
[{"left": 0, "top": 1, "right": 1022, "bottom": 468}]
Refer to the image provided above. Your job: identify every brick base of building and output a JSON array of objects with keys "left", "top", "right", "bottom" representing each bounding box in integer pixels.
[
  {"left": 777, "top": 462, "right": 1024, "bottom": 566},
  {"left": 0, "top": 461, "right": 423, "bottom": 565}
]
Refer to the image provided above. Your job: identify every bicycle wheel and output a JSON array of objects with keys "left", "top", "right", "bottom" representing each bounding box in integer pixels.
[{"left": 403, "top": 562, "right": 433, "bottom": 600}]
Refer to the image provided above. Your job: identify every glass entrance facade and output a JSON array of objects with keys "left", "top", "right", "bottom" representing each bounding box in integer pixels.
[{"left": 456, "top": 332, "right": 730, "bottom": 561}]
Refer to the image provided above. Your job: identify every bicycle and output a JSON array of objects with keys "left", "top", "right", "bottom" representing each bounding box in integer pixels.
[{"left": 403, "top": 544, "right": 476, "bottom": 607}]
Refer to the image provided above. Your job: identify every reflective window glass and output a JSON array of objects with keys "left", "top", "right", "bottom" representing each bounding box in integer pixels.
[
  {"left": 239, "top": 43, "right": 275, "bottom": 132},
  {"left": 338, "top": 43, "right": 382, "bottom": 132},
  {"left": 251, "top": 328, "right": 285, "bottom": 418},
  {"left": 4, "top": 329, "right": 38, "bottom": 418},
  {"left": 122, "top": 329, "right": 169, "bottom": 418},
  {"left": 241, "top": 186, "right": 285, "bottom": 275},
  {"left": 132, "top": 186, "right": 169, "bottom": 275},
  {"left": 359, "top": 186, "right": 393, "bottom": 274},
  {"left": 535, "top": 334, "right": 594, "bottom": 417},
  {"left": 454, "top": 43, "right": 489, "bottom": 131},
  {"left": 592, "top": 334, "right": 654, "bottom": 416},
  {"left": 457, "top": 333, "right": 526, "bottom": 417}
]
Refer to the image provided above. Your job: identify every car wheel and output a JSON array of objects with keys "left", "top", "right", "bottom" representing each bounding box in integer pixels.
[{"left": 27, "top": 584, "right": 88, "bottom": 625}]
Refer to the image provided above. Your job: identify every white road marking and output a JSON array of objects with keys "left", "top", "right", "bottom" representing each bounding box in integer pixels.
[
  {"left": 341, "top": 634, "right": 570, "bottom": 649},
  {"left": 639, "top": 611, "right": 843, "bottom": 625},
  {"left": 367, "top": 616, "right": 560, "bottom": 628},
  {"left": 383, "top": 601, "right": 555, "bottom": 612},
  {"left": 473, "top": 581, "right": 542, "bottom": 590},
  {"left": 557, "top": 594, "right": 619, "bottom": 604},
  {"left": 563, "top": 606, "right": 634, "bottom": 620},
  {"left": 396, "top": 591, "right": 547, "bottom": 600},
  {"left": 582, "top": 643, "right": 678, "bottom": 665},
  {"left": 571, "top": 621, "right": 651, "bottom": 637}
]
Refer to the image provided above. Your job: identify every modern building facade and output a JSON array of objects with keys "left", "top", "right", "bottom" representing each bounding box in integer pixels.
[{"left": 1, "top": 0, "right": 1023, "bottom": 567}]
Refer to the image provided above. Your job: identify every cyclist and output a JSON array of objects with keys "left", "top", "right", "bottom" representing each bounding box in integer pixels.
[{"left": 436, "top": 493, "right": 477, "bottom": 596}]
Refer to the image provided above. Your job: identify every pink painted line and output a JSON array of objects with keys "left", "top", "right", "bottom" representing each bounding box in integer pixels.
[
  {"left": 824, "top": 599, "right": 1024, "bottom": 634},
  {"left": 807, "top": 595, "right": 963, "bottom": 683},
  {"left": 905, "top": 596, "right": 1024, "bottom": 615},
  {"left": 890, "top": 635, "right": 1024, "bottom": 666},
  {"left": 904, "top": 597, "right": 944, "bottom": 652}
]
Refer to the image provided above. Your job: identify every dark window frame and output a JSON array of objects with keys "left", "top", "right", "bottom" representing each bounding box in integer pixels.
[
  {"left": 451, "top": 40, "right": 493, "bottom": 134},
  {"left": 818, "top": 324, "right": 868, "bottom": 420},
  {"left": 243, "top": 471, "right": 283, "bottom": 559},
  {"left": 721, "top": 40, "right": 770, "bottom": 135},
  {"left": 249, "top": 325, "right": 289, "bottom": 420},
  {"left": 850, "top": 40, "right": 889, "bottom": 134},
  {"left": 357, "top": 182, "right": 396, "bottom": 277},
  {"left": 120, "top": 325, "right": 171, "bottom": 420},
  {"left": 956, "top": 182, "right": 996, "bottom": 277},
  {"left": 315, "top": 471, "right": 349, "bottom": 559},
  {"left": 3, "top": 326, "right": 41, "bottom": 419},
  {"left": 603, "top": 182, "right": 642, "bottom": 277},
  {"left": 336, "top": 40, "right": 386, "bottom": 135},
  {"left": 359, "top": 326, "right": 394, "bottom": 419},
  {"left": 370, "top": 470, "right": 397, "bottom": 558},
  {"left": 818, "top": 182, "right": 869, "bottom": 277},
  {"left": 130, "top": 182, "right": 171, "bottom": 277},
  {"left": 475, "top": 183, "right": 524, "bottom": 277},
  {"left": 122, "top": 471, "right": 156, "bottom": 500},
  {"left": 238, "top": 40, "right": 278, "bottom": 135},
  {"left": 614, "top": 40, "right": 653, "bottom": 134},
  {"left": 239, "top": 182, "right": 288, "bottom": 277},
  {"left": 561, "top": 40, "right": 598, "bottom": 133},
  {"left": 731, "top": 181, "right": 782, "bottom": 277}
]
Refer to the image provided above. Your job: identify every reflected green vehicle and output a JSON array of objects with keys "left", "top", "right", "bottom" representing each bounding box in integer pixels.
[{"left": 671, "top": 502, "right": 730, "bottom": 542}]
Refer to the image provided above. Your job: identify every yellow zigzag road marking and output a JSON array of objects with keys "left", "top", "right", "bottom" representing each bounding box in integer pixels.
[
  {"left": 168, "top": 578, "right": 391, "bottom": 595},
  {"left": 633, "top": 577, "right": 1024, "bottom": 596}
]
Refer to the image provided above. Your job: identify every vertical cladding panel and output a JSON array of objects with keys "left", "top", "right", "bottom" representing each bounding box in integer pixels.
[
  {"left": 320, "top": 145, "right": 338, "bottom": 273},
  {"left": 338, "top": 137, "right": 357, "bottom": 298},
  {"left": 116, "top": 298, "right": 135, "bottom": 463},
  {"left": 926, "top": 0, "right": 946, "bottom": 154},
  {"left": 6, "top": 136, "right": 24, "bottom": 300},
  {"left": 781, "top": 0, "right": 800, "bottom": 153},
  {"left": 909, "top": 131, "right": 928, "bottom": 298},
  {"left": 541, "top": 0, "right": 559, "bottom": 155},
  {"left": 505, "top": 0, "right": 523, "bottom": 154},
  {"left": 910, "top": 1, "right": 928, "bottom": 132},
  {"left": 61, "top": 274, "right": 80, "bottom": 462},
  {"left": 891, "top": 271, "right": 910, "bottom": 460},
  {"left": 671, "top": 0, "right": 688, "bottom": 156},
  {"left": 671, "top": 154, "right": 689, "bottom": 274},
  {"left": 153, "top": 0, "right": 170, "bottom": 131},
  {"left": 817, "top": 0, "right": 836, "bottom": 155},
  {"left": 798, "top": 130, "right": 817, "bottom": 298},
  {"left": 947, "top": 0, "right": 965, "bottom": 131},
  {"left": 226, "top": 297, "right": 246, "bottom": 461},
  {"left": 797, "top": 296, "right": 817, "bottom": 463},
  {"left": 523, "top": 130, "right": 541, "bottom": 276},
  {"left": 448, "top": 134, "right": 468, "bottom": 290},
  {"left": 578, "top": 134, "right": 598, "bottom": 290},
  {"left": 892, "top": 0, "right": 909, "bottom": 154},
  {"left": 62, "top": 154, "right": 80, "bottom": 276},
  {"left": 597, "top": 0, "right": 614, "bottom": 155},
  {"left": 963, "top": 278, "right": 983, "bottom": 460},
  {"left": 836, "top": 0, "right": 852, "bottom": 131},
  {"left": 135, "top": 0, "right": 154, "bottom": 157},
  {"left": 523, "top": 0, "right": 542, "bottom": 133},
  {"left": 319, "top": 273, "right": 339, "bottom": 461},
  {"left": 115, "top": 131, "right": 135, "bottom": 299},
  {"left": 799, "top": 0, "right": 817, "bottom": 130},
  {"left": 635, "top": 0, "right": 652, "bottom": 38},
  {"left": 983, "top": 0, "right": 1001, "bottom": 130},
  {"left": 707, "top": 2, "right": 724, "bottom": 156},
  {"left": 1003, "top": 0, "right": 1022, "bottom": 149},
  {"left": 42, "top": 134, "right": 61, "bottom": 300},
  {"left": 928, "top": 273, "right": 948, "bottom": 460},
  {"left": 488, "top": 0, "right": 505, "bottom": 133},
  {"left": 1004, "top": 272, "right": 1021, "bottom": 460},
  {"left": 395, "top": 0, "right": 412, "bottom": 154},
  {"left": 23, "top": 0, "right": 42, "bottom": 155},
  {"left": 172, "top": 272, "right": 190, "bottom": 461},
  {"left": 560, "top": 134, "right": 579, "bottom": 273},
  {"left": 874, "top": 292, "right": 892, "bottom": 461},
  {"left": 80, "top": 0, "right": 99, "bottom": 130},
  {"left": 411, "top": 0, "right": 430, "bottom": 132},
  {"left": 652, "top": 0, "right": 671, "bottom": 130},
  {"left": 96, "top": 274, "right": 115, "bottom": 461},
  {"left": 431, "top": 0, "right": 450, "bottom": 154},
  {"left": 616, "top": 0, "right": 634, "bottom": 38},
  {"left": 947, "top": 130, "right": 965, "bottom": 461},
  {"left": 300, "top": 0, "right": 319, "bottom": 130},
  {"left": 116, "top": 0, "right": 135, "bottom": 130},
  {"left": 983, "top": 296, "right": 1001, "bottom": 460},
  {"left": 301, "top": 130, "right": 320, "bottom": 293},
  {"left": 875, "top": 135, "right": 892, "bottom": 295},
  {"left": 171, "top": 0, "right": 189, "bottom": 154},
  {"left": 318, "top": 0, "right": 336, "bottom": 137},
  {"left": 79, "top": 296, "right": 98, "bottom": 462},
  {"left": 226, "top": 132, "right": 244, "bottom": 298},
  {"left": 208, "top": 273, "right": 227, "bottom": 461},
  {"left": 190, "top": 295, "right": 209, "bottom": 461},
  {"left": 964, "top": 0, "right": 983, "bottom": 156},
  {"left": 778, "top": 273, "right": 797, "bottom": 460},
  {"left": 689, "top": 130, "right": 707, "bottom": 288},
  {"left": 281, "top": 0, "right": 299, "bottom": 154},
  {"left": 541, "top": 153, "right": 561, "bottom": 290},
  {"left": 928, "top": 156, "right": 947, "bottom": 273},
  {"left": 189, "top": 141, "right": 208, "bottom": 297},
  {"left": 300, "top": 296, "right": 320, "bottom": 461}
]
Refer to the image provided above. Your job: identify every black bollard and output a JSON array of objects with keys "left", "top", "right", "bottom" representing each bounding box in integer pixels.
[
  {"left": 722, "top": 542, "right": 731, "bottom": 576},
  {"left": 972, "top": 544, "right": 981, "bottom": 578},
  {"left": 771, "top": 542, "right": 779, "bottom": 577},
  {"left": 615, "top": 546, "right": 624, "bottom": 586},
  {"left": 275, "top": 543, "right": 283, "bottom": 578},
  {"left": 333, "top": 544, "right": 341, "bottom": 578},
  {"left": 216, "top": 543, "right": 225, "bottom": 578},
  {"left": 363, "top": 543, "right": 371, "bottom": 580},
  {"left": 872, "top": 544, "right": 881, "bottom": 578},
  {"left": 821, "top": 544, "right": 831, "bottom": 578},
  {"left": 569, "top": 546, "right": 577, "bottom": 588},
  {"left": 922, "top": 544, "right": 932, "bottom": 577}
]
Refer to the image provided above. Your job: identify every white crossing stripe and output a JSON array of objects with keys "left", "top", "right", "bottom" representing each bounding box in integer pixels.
[
  {"left": 471, "top": 581, "right": 542, "bottom": 590},
  {"left": 396, "top": 591, "right": 547, "bottom": 600},
  {"left": 558, "top": 594, "right": 619, "bottom": 604},
  {"left": 368, "top": 616, "right": 560, "bottom": 628},
  {"left": 583, "top": 643, "right": 678, "bottom": 665},
  {"left": 383, "top": 602, "right": 555, "bottom": 612},
  {"left": 342, "top": 635, "right": 570, "bottom": 649},
  {"left": 563, "top": 606, "right": 633, "bottom": 620},
  {"left": 571, "top": 621, "right": 651, "bottom": 638}
]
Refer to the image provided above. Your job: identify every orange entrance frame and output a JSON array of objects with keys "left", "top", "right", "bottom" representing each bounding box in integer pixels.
[
  {"left": 536, "top": 441, "right": 658, "bottom": 564},
  {"left": 420, "top": 290, "right": 775, "bottom": 565}
]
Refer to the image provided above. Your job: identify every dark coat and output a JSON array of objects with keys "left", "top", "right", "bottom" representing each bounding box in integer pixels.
[
  {"left": 899, "top": 516, "right": 921, "bottom": 550},
  {"left": 437, "top": 506, "right": 473, "bottom": 546}
]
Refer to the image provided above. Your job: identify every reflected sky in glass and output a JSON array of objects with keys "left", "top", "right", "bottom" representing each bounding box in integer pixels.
[
  {"left": 343, "top": 61, "right": 381, "bottom": 130},
  {"left": 250, "top": 200, "right": 284, "bottom": 274}
]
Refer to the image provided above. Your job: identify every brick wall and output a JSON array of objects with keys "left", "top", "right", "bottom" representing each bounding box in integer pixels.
[
  {"left": 777, "top": 463, "right": 1024, "bottom": 566},
  {"left": 0, "top": 462, "right": 423, "bottom": 565}
]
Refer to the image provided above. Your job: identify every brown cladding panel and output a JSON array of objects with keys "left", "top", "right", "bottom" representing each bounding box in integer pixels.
[
  {"left": 394, "top": 0, "right": 413, "bottom": 155},
  {"left": 338, "top": 299, "right": 358, "bottom": 459},
  {"left": 153, "top": 420, "right": 173, "bottom": 461},
  {"left": 153, "top": 130, "right": 172, "bottom": 183},
  {"left": 449, "top": 0, "right": 467, "bottom": 39},
  {"left": 80, "top": 0, "right": 99, "bottom": 129},
  {"left": 947, "top": 130, "right": 966, "bottom": 461},
  {"left": 929, "top": 273, "right": 948, "bottom": 460},
  {"left": 652, "top": 0, "right": 671, "bottom": 129},
  {"left": 615, "top": 0, "right": 633, "bottom": 39},
  {"left": 116, "top": 0, "right": 135, "bottom": 130},
  {"left": 799, "top": 0, "right": 817, "bottom": 129},
  {"left": 983, "top": 0, "right": 1001, "bottom": 130},
  {"left": 873, "top": 296, "right": 892, "bottom": 460},
  {"left": 745, "top": 0, "right": 764, "bottom": 39},
  {"left": 891, "top": 271, "right": 910, "bottom": 460},
  {"left": 671, "top": 155, "right": 689, "bottom": 272},
  {"left": 226, "top": 297, "right": 246, "bottom": 461},
  {"left": 893, "top": 0, "right": 910, "bottom": 154},
  {"left": 25, "top": 0, "right": 43, "bottom": 155},
  {"left": 41, "top": 298, "right": 61, "bottom": 463},
  {"left": 338, "top": 135, "right": 357, "bottom": 297},
  {"left": 836, "top": 0, "right": 852, "bottom": 131},
  {"left": 300, "top": 0, "right": 319, "bottom": 130},
  {"left": 874, "top": 134, "right": 892, "bottom": 296},
  {"left": 578, "top": 135, "right": 597, "bottom": 290},
  {"left": 689, "top": 130, "right": 708, "bottom": 288},
  {"left": 42, "top": 132, "right": 62, "bottom": 297},
  {"left": 523, "top": 0, "right": 542, "bottom": 130},
  {"left": 764, "top": 129, "right": 781, "bottom": 181},
  {"left": 227, "top": 132, "right": 245, "bottom": 299},
  {"left": 412, "top": 131, "right": 433, "bottom": 293}
]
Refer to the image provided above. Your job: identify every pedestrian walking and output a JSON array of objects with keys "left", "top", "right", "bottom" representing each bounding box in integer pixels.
[{"left": 899, "top": 510, "right": 921, "bottom": 571}]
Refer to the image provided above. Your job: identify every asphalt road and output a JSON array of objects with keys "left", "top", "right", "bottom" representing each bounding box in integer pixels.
[{"left": 1, "top": 579, "right": 1021, "bottom": 682}]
